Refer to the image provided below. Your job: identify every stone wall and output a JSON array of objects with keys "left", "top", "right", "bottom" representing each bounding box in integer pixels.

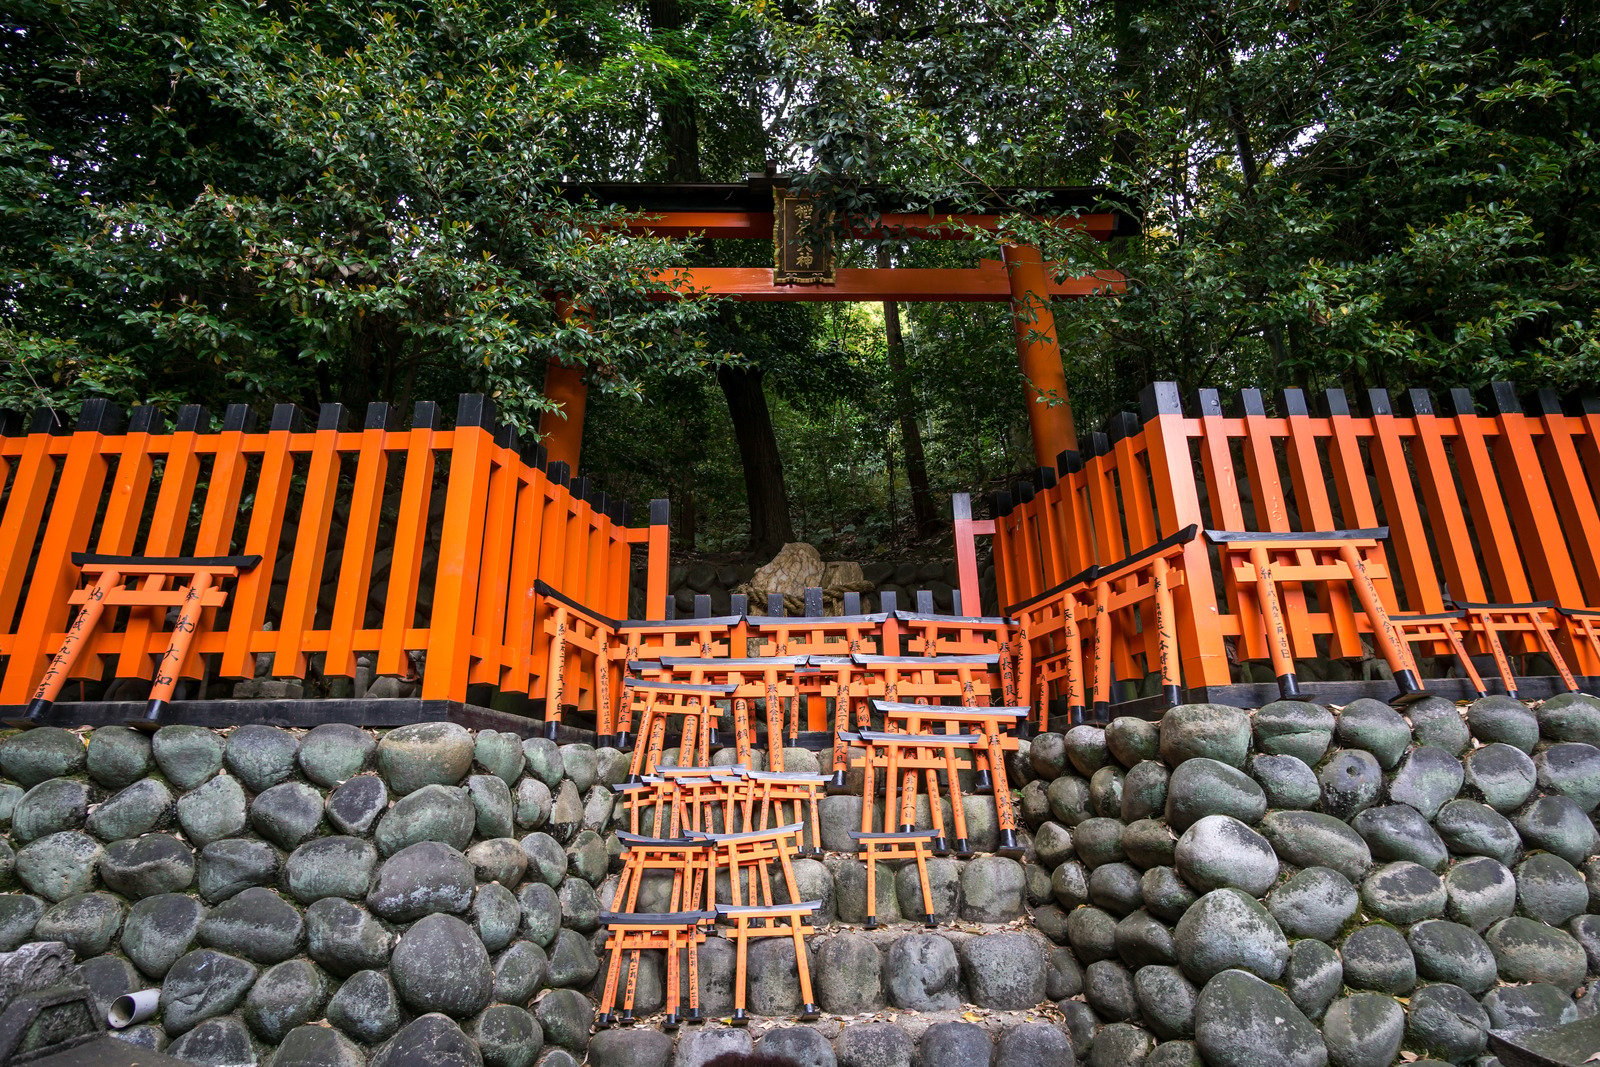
[{"left": 3, "top": 691, "right": 1599, "bottom": 1066}]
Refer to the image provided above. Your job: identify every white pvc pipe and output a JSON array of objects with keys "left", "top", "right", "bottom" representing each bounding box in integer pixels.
[{"left": 108, "top": 989, "right": 160, "bottom": 1029}]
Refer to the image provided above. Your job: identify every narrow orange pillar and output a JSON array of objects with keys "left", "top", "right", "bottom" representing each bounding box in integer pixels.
[
  {"left": 538, "top": 360, "right": 587, "bottom": 472},
  {"left": 1002, "top": 244, "right": 1077, "bottom": 466}
]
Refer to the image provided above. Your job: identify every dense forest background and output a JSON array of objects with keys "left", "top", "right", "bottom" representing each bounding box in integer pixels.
[{"left": 3, "top": 0, "right": 1596, "bottom": 559}]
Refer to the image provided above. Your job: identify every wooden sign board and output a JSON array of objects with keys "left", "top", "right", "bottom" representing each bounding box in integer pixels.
[{"left": 772, "top": 190, "right": 835, "bottom": 285}]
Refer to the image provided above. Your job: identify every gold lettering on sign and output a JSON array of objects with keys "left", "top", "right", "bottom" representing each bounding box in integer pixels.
[{"left": 773, "top": 190, "right": 835, "bottom": 285}]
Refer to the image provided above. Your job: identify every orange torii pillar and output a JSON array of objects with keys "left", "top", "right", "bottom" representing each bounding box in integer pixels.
[
  {"left": 539, "top": 360, "right": 587, "bottom": 472},
  {"left": 1003, "top": 244, "right": 1078, "bottom": 467}
]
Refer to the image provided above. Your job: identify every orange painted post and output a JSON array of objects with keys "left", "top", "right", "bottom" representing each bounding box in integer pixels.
[
  {"left": 1447, "top": 389, "right": 1532, "bottom": 605},
  {"left": 117, "top": 407, "right": 206, "bottom": 681},
  {"left": 1531, "top": 391, "right": 1600, "bottom": 609},
  {"left": 1487, "top": 384, "right": 1585, "bottom": 608},
  {"left": 529, "top": 462, "right": 573, "bottom": 705},
  {"left": 1280, "top": 389, "right": 1360, "bottom": 657},
  {"left": 0, "top": 418, "right": 58, "bottom": 673},
  {"left": 144, "top": 570, "right": 216, "bottom": 725},
  {"left": 1140, "top": 384, "right": 1231, "bottom": 690},
  {"left": 328, "top": 405, "right": 394, "bottom": 680},
  {"left": 19, "top": 565, "right": 120, "bottom": 722},
  {"left": 1408, "top": 391, "right": 1489, "bottom": 603},
  {"left": 645, "top": 500, "right": 672, "bottom": 621},
  {"left": 4, "top": 401, "right": 121, "bottom": 708},
  {"left": 1365, "top": 390, "right": 1445, "bottom": 614},
  {"left": 187, "top": 405, "right": 255, "bottom": 682},
  {"left": 503, "top": 463, "right": 551, "bottom": 697},
  {"left": 469, "top": 428, "right": 522, "bottom": 688},
  {"left": 424, "top": 396, "right": 497, "bottom": 701},
  {"left": 273, "top": 405, "right": 345, "bottom": 680},
  {"left": 952, "top": 494, "right": 994, "bottom": 614},
  {"left": 221, "top": 405, "right": 296, "bottom": 679},
  {"left": 1002, "top": 244, "right": 1077, "bottom": 467},
  {"left": 539, "top": 360, "right": 587, "bottom": 473},
  {"left": 376, "top": 403, "right": 438, "bottom": 678}
]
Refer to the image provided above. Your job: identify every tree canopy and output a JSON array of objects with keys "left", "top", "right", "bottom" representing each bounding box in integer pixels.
[{"left": 3, "top": 0, "right": 1596, "bottom": 556}]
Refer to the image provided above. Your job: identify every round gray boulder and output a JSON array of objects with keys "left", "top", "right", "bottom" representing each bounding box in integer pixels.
[
  {"left": 1160, "top": 704, "right": 1251, "bottom": 767},
  {"left": 1173, "top": 889, "right": 1288, "bottom": 983},
  {"left": 1444, "top": 855, "right": 1517, "bottom": 931},
  {"left": 1334, "top": 700, "right": 1410, "bottom": 768},
  {"left": 1467, "top": 695, "right": 1539, "bottom": 751},
  {"left": 1194, "top": 969, "right": 1327, "bottom": 1067},
  {"left": 151, "top": 725, "right": 224, "bottom": 791},
  {"left": 1175, "top": 815, "right": 1277, "bottom": 896},
  {"left": 297, "top": 723, "right": 375, "bottom": 787},
  {"left": 1264, "top": 867, "right": 1358, "bottom": 941},
  {"left": 884, "top": 932, "right": 959, "bottom": 1011},
  {"left": 1165, "top": 758, "right": 1267, "bottom": 831},
  {"left": 1359, "top": 861, "right": 1445, "bottom": 924},
  {"left": 1259, "top": 811, "right": 1372, "bottom": 881},
  {"left": 1252, "top": 701, "right": 1335, "bottom": 764},
  {"left": 960, "top": 930, "right": 1047, "bottom": 1009},
  {"left": 377, "top": 721, "right": 475, "bottom": 794},
  {"left": 1320, "top": 993, "right": 1403, "bottom": 1067},
  {"left": 1462, "top": 742, "right": 1537, "bottom": 812},
  {"left": 224, "top": 723, "right": 298, "bottom": 792},
  {"left": 391, "top": 913, "right": 493, "bottom": 1017}
]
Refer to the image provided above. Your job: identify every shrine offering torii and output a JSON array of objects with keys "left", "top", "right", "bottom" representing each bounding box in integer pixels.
[{"left": 540, "top": 175, "right": 1140, "bottom": 473}]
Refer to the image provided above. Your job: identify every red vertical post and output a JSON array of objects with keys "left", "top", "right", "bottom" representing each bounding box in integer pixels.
[
  {"left": 424, "top": 396, "right": 496, "bottom": 701},
  {"left": 1002, "top": 244, "right": 1077, "bottom": 468},
  {"left": 539, "top": 360, "right": 588, "bottom": 473}
]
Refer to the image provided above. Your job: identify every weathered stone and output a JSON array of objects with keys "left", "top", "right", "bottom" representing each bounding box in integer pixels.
[
  {"left": 1406, "top": 696, "right": 1469, "bottom": 755},
  {"left": 1462, "top": 742, "right": 1537, "bottom": 813},
  {"left": 271, "top": 1025, "right": 368, "bottom": 1067},
  {"left": 1057, "top": 1000, "right": 1098, "bottom": 1060},
  {"left": 1344, "top": 808, "right": 1445, "bottom": 879},
  {"left": 224, "top": 723, "right": 298, "bottom": 792},
  {"left": 1406, "top": 919, "right": 1496, "bottom": 994},
  {"left": 99, "top": 834, "right": 195, "bottom": 898},
  {"left": 196, "top": 838, "right": 277, "bottom": 903},
  {"left": 377, "top": 721, "right": 475, "bottom": 794},
  {"left": 1405, "top": 982, "right": 1489, "bottom": 1062},
  {"left": 518, "top": 882, "right": 560, "bottom": 947},
  {"left": 469, "top": 837, "right": 530, "bottom": 888},
  {"left": 919, "top": 1022, "right": 989, "bottom": 1067},
  {"left": 122, "top": 893, "right": 204, "bottom": 980},
  {"left": 1318, "top": 748, "right": 1382, "bottom": 820},
  {"left": 1002, "top": 1022, "right": 1082, "bottom": 1067},
  {"left": 1536, "top": 741, "right": 1600, "bottom": 812},
  {"left": 895, "top": 856, "right": 957, "bottom": 924},
  {"left": 1135, "top": 964, "right": 1197, "bottom": 1039},
  {"left": 200, "top": 886, "right": 304, "bottom": 963},
  {"left": 1115, "top": 909, "right": 1176, "bottom": 968},
  {"left": 1052, "top": 860, "right": 1090, "bottom": 909},
  {"left": 1338, "top": 924, "right": 1414, "bottom": 995},
  {"left": 86, "top": 726, "right": 152, "bottom": 788},
  {"left": 1145, "top": 1041, "right": 1202, "bottom": 1067},
  {"left": 1333, "top": 700, "right": 1410, "bottom": 769},
  {"left": 1537, "top": 692, "right": 1600, "bottom": 745},
  {"left": 176, "top": 773, "right": 248, "bottom": 848},
  {"left": 1030, "top": 731, "right": 1069, "bottom": 778},
  {"left": 1259, "top": 811, "right": 1371, "bottom": 881},
  {"left": 521, "top": 737, "right": 563, "bottom": 789},
  {"left": 87, "top": 778, "right": 173, "bottom": 842},
  {"left": 1515, "top": 793, "right": 1597, "bottom": 864},
  {"left": 1249, "top": 754, "right": 1320, "bottom": 810},
  {"left": 961, "top": 930, "right": 1047, "bottom": 1009},
  {"left": 1481, "top": 983, "right": 1579, "bottom": 1033},
  {"left": 464, "top": 882, "right": 519, "bottom": 956},
  {"left": 461, "top": 773, "right": 513, "bottom": 840},
  {"left": 1515, "top": 851, "right": 1587, "bottom": 925},
  {"left": 1175, "top": 815, "right": 1277, "bottom": 896},
  {"left": 371, "top": 1014, "right": 482, "bottom": 1067},
  {"left": 305, "top": 896, "right": 392, "bottom": 977},
  {"left": 0, "top": 894, "right": 38, "bottom": 952},
  {"left": 166, "top": 1016, "right": 257, "bottom": 1064},
  {"left": 285, "top": 836, "right": 376, "bottom": 903},
  {"left": 1165, "top": 758, "right": 1266, "bottom": 831},
  {"left": 152, "top": 725, "right": 225, "bottom": 791},
  {"left": 1174, "top": 889, "right": 1288, "bottom": 983},
  {"left": 391, "top": 912, "right": 494, "bottom": 1017},
  {"left": 1072, "top": 817, "right": 1126, "bottom": 870},
  {"left": 581, "top": 785, "right": 615, "bottom": 834},
  {"left": 34, "top": 891, "right": 124, "bottom": 956},
  {"left": 243, "top": 958, "right": 327, "bottom": 1042},
  {"left": 367, "top": 840, "right": 475, "bottom": 921},
  {"left": 555, "top": 877, "right": 599, "bottom": 933},
  {"left": 1, "top": 727, "right": 85, "bottom": 786},
  {"left": 533, "top": 987, "right": 593, "bottom": 1051},
  {"left": 1047, "top": 775, "right": 1093, "bottom": 827},
  {"left": 546, "top": 926, "right": 599, "bottom": 987},
  {"left": 327, "top": 969, "right": 401, "bottom": 1044},
  {"left": 12, "top": 778, "right": 88, "bottom": 843},
  {"left": 514, "top": 778, "right": 552, "bottom": 831},
  {"left": 1359, "top": 861, "right": 1444, "bottom": 924},
  {"left": 1090, "top": 766, "right": 1124, "bottom": 817},
  {"left": 1253, "top": 701, "right": 1335, "bottom": 764},
  {"left": 1443, "top": 855, "right": 1517, "bottom": 931},
  {"left": 1090, "top": 861, "right": 1145, "bottom": 916},
  {"left": 1047, "top": 943, "right": 1084, "bottom": 997},
  {"left": 375, "top": 782, "right": 475, "bottom": 856},
  {"left": 0, "top": 785, "right": 23, "bottom": 829},
  {"left": 1065, "top": 725, "right": 1112, "bottom": 776},
  {"left": 1434, "top": 798, "right": 1522, "bottom": 864},
  {"left": 493, "top": 939, "right": 548, "bottom": 1005},
  {"left": 1141, "top": 866, "right": 1197, "bottom": 924},
  {"left": 1066, "top": 905, "right": 1119, "bottom": 962},
  {"left": 1123, "top": 819, "right": 1177, "bottom": 870},
  {"left": 1284, "top": 939, "right": 1341, "bottom": 1021},
  {"left": 250, "top": 781, "right": 325, "bottom": 849},
  {"left": 835, "top": 1021, "right": 913, "bottom": 1067},
  {"left": 1485, "top": 915, "right": 1587, "bottom": 991},
  {"left": 1121, "top": 761, "right": 1170, "bottom": 823},
  {"left": 1085, "top": 957, "right": 1138, "bottom": 1021},
  {"left": 474, "top": 730, "right": 526, "bottom": 785},
  {"left": 520, "top": 831, "right": 569, "bottom": 887},
  {"left": 1467, "top": 695, "right": 1540, "bottom": 751},
  {"left": 1387, "top": 746, "right": 1462, "bottom": 819},
  {"left": 160, "top": 949, "right": 257, "bottom": 1034},
  {"left": 1320, "top": 993, "right": 1403, "bottom": 1067},
  {"left": 1193, "top": 969, "right": 1328, "bottom": 1067},
  {"left": 1108, "top": 716, "right": 1160, "bottom": 767},
  {"left": 960, "top": 854, "right": 1025, "bottom": 921},
  {"left": 1160, "top": 704, "right": 1251, "bottom": 767},
  {"left": 1264, "top": 867, "right": 1357, "bottom": 941},
  {"left": 15, "top": 831, "right": 101, "bottom": 901},
  {"left": 76, "top": 954, "right": 136, "bottom": 1022},
  {"left": 759, "top": 1025, "right": 837, "bottom": 1067},
  {"left": 294, "top": 723, "right": 374, "bottom": 788}
]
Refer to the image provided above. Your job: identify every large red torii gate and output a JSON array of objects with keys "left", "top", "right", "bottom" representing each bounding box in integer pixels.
[{"left": 540, "top": 177, "right": 1139, "bottom": 474}]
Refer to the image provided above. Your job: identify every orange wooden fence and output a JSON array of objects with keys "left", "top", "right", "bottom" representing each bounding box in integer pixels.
[
  {"left": 986, "top": 383, "right": 1600, "bottom": 701},
  {"left": 0, "top": 396, "right": 669, "bottom": 713}
]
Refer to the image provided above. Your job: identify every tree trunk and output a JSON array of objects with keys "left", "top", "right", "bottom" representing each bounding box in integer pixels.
[
  {"left": 717, "top": 364, "right": 795, "bottom": 553},
  {"left": 879, "top": 249, "right": 937, "bottom": 534}
]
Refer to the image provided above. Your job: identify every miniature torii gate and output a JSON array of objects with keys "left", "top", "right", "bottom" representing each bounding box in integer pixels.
[{"left": 539, "top": 176, "right": 1138, "bottom": 474}]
